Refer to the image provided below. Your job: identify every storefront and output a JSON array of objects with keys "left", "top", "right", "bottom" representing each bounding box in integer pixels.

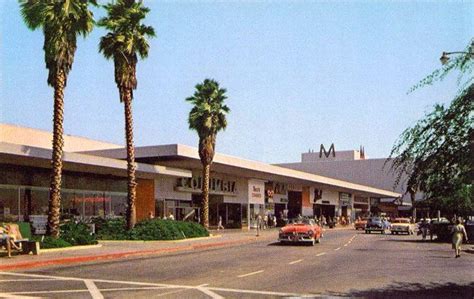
[{"left": 353, "top": 196, "right": 370, "bottom": 218}]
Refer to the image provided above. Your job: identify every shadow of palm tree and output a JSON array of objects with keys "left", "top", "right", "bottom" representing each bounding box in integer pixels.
[{"left": 333, "top": 281, "right": 474, "bottom": 298}]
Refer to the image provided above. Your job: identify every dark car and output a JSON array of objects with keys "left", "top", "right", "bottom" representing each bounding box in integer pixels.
[{"left": 365, "top": 217, "right": 390, "bottom": 234}]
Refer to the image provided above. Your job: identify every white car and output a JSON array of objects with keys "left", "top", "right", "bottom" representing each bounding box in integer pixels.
[{"left": 391, "top": 218, "right": 415, "bottom": 235}]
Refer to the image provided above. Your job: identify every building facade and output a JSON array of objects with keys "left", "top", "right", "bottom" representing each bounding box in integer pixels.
[{"left": 0, "top": 124, "right": 400, "bottom": 231}]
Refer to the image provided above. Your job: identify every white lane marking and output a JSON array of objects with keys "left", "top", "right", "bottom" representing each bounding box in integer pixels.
[
  {"left": 237, "top": 270, "right": 264, "bottom": 278},
  {"left": 344, "top": 244, "right": 348, "bottom": 247},
  {"left": 289, "top": 259, "right": 303, "bottom": 265},
  {"left": 0, "top": 272, "right": 190, "bottom": 289},
  {"left": 10, "top": 287, "right": 167, "bottom": 295},
  {"left": 0, "top": 272, "right": 320, "bottom": 297},
  {"left": 197, "top": 287, "right": 224, "bottom": 299},
  {"left": 334, "top": 247, "right": 341, "bottom": 251},
  {"left": 197, "top": 284, "right": 209, "bottom": 287},
  {"left": 0, "top": 293, "right": 41, "bottom": 299},
  {"left": 84, "top": 279, "right": 104, "bottom": 299},
  {"left": 316, "top": 252, "right": 326, "bottom": 257}
]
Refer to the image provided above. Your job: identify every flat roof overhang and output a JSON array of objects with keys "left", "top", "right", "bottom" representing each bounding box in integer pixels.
[
  {"left": 0, "top": 142, "right": 191, "bottom": 179},
  {"left": 84, "top": 144, "right": 401, "bottom": 198}
]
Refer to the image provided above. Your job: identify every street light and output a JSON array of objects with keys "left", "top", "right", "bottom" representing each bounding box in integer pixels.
[{"left": 440, "top": 42, "right": 474, "bottom": 65}]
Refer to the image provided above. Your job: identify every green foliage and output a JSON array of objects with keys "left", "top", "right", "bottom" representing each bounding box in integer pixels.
[
  {"left": 95, "top": 218, "right": 130, "bottom": 240},
  {"left": 187, "top": 79, "right": 230, "bottom": 138},
  {"left": 96, "top": 218, "right": 209, "bottom": 241},
  {"left": 409, "top": 39, "right": 474, "bottom": 95},
  {"left": 39, "top": 236, "right": 73, "bottom": 249},
  {"left": 98, "top": 0, "right": 155, "bottom": 95},
  {"left": 388, "top": 38, "right": 474, "bottom": 217},
  {"left": 60, "top": 221, "right": 98, "bottom": 246},
  {"left": 19, "top": 0, "right": 96, "bottom": 86}
]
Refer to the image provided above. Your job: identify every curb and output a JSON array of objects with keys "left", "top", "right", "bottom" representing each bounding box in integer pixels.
[
  {"left": 0, "top": 235, "right": 271, "bottom": 272},
  {"left": 98, "top": 235, "right": 222, "bottom": 244},
  {"left": 40, "top": 244, "right": 103, "bottom": 253}
]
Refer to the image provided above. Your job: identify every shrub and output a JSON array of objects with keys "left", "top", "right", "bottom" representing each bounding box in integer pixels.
[
  {"left": 130, "top": 219, "right": 184, "bottom": 240},
  {"left": 39, "top": 236, "right": 72, "bottom": 249},
  {"left": 95, "top": 218, "right": 130, "bottom": 240},
  {"left": 60, "top": 221, "right": 98, "bottom": 246},
  {"left": 96, "top": 218, "right": 209, "bottom": 240}
]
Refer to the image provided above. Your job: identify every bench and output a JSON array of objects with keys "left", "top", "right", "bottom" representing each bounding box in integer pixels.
[{"left": 1, "top": 223, "right": 40, "bottom": 256}]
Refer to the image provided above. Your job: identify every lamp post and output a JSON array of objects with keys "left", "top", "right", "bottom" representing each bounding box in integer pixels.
[{"left": 439, "top": 42, "right": 474, "bottom": 65}]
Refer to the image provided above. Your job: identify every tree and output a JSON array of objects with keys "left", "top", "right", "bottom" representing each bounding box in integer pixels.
[
  {"left": 98, "top": 0, "right": 155, "bottom": 230},
  {"left": 186, "top": 79, "right": 230, "bottom": 228},
  {"left": 388, "top": 39, "right": 474, "bottom": 217},
  {"left": 19, "top": 0, "right": 96, "bottom": 238}
]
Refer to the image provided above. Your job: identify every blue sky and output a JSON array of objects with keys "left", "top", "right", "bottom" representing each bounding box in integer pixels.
[{"left": 1, "top": 1, "right": 472, "bottom": 163}]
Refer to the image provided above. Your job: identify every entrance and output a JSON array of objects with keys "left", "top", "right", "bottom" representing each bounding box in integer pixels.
[
  {"left": 274, "top": 203, "right": 287, "bottom": 226},
  {"left": 314, "top": 204, "right": 336, "bottom": 219},
  {"left": 287, "top": 191, "right": 302, "bottom": 219}
]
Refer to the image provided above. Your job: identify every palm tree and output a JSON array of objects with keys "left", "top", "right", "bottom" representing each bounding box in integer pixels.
[
  {"left": 19, "top": 0, "right": 95, "bottom": 238},
  {"left": 186, "top": 79, "right": 230, "bottom": 228},
  {"left": 98, "top": 0, "right": 155, "bottom": 230}
]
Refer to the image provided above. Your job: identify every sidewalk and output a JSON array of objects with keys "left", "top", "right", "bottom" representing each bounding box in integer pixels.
[{"left": 0, "top": 229, "right": 278, "bottom": 271}]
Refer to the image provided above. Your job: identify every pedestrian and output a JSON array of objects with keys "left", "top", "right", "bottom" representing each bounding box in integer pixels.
[
  {"left": 451, "top": 218, "right": 468, "bottom": 258},
  {"left": 263, "top": 214, "right": 268, "bottom": 230},
  {"left": 217, "top": 216, "right": 224, "bottom": 230},
  {"left": 256, "top": 214, "right": 263, "bottom": 236},
  {"left": 421, "top": 218, "right": 428, "bottom": 240}
]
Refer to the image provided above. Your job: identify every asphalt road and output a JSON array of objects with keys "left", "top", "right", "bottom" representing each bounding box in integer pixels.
[{"left": 1, "top": 229, "right": 473, "bottom": 298}]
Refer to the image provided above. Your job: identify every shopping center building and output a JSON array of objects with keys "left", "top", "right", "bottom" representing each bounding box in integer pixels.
[
  {"left": 277, "top": 146, "right": 423, "bottom": 218},
  {"left": 0, "top": 124, "right": 400, "bottom": 231}
]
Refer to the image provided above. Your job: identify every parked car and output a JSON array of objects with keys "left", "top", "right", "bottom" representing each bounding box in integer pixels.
[
  {"left": 391, "top": 218, "right": 415, "bottom": 235},
  {"left": 365, "top": 217, "right": 391, "bottom": 234},
  {"left": 354, "top": 218, "right": 367, "bottom": 230},
  {"left": 278, "top": 218, "right": 322, "bottom": 246}
]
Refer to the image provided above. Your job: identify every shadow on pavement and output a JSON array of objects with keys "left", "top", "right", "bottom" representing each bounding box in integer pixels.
[{"left": 337, "top": 281, "right": 474, "bottom": 298}]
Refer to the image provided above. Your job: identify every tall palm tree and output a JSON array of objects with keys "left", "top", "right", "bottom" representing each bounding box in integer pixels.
[
  {"left": 98, "top": 0, "right": 155, "bottom": 230},
  {"left": 19, "top": 0, "right": 96, "bottom": 238},
  {"left": 186, "top": 79, "right": 230, "bottom": 228}
]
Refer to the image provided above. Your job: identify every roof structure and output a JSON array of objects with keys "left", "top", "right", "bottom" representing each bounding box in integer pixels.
[{"left": 84, "top": 144, "right": 401, "bottom": 198}]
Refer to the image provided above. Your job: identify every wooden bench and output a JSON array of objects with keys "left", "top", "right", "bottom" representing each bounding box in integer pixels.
[{"left": 1, "top": 223, "right": 40, "bottom": 256}]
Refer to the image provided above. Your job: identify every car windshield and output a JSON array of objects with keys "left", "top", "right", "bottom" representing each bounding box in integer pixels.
[
  {"left": 369, "top": 218, "right": 381, "bottom": 222},
  {"left": 289, "top": 218, "right": 314, "bottom": 225}
]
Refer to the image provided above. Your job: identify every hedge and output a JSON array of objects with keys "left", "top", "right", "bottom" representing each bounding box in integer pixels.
[{"left": 96, "top": 218, "right": 209, "bottom": 241}]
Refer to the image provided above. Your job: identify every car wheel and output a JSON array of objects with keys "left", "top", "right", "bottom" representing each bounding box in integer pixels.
[
  {"left": 365, "top": 230, "right": 368, "bottom": 234},
  {"left": 391, "top": 232, "right": 394, "bottom": 235}
]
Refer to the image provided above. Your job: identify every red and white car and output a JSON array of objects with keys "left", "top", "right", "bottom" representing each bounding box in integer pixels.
[{"left": 278, "top": 218, "right": 323, "bottom": 246}]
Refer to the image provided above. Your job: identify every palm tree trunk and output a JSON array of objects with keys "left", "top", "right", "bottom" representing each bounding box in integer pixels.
[
  {"left": 47, "top": 70, "right": 66, "bottom": 238},
  {"left": 123, "top": 88, "right": 137, "bottom": 230},
  {"left": 201, "top": 163, "right": 210, "bottom": 228}
]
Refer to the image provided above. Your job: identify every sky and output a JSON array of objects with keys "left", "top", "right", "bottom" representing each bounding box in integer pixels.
[{"left": 1, "top": 1, "right": 473, "bottom": 163}]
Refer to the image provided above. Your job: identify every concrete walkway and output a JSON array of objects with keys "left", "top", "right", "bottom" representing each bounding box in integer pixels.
[{"left": 0, "top": 229, "right": 279, "bottom": 271}]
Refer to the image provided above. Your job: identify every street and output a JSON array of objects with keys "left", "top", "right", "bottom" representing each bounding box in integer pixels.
[{"left": 1, "top": 229, "right": 473, "bottom": 298}]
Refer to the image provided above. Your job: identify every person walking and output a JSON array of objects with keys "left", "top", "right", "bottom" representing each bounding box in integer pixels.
[
  {"left": 256, "top": 214, "right": 263, "bottom": 236},
  {"left": 451, "top": 219, "right": 468, "bottom": 258},
  {"left": 217, "top": 216, "right": 225, "bottom": 230}
]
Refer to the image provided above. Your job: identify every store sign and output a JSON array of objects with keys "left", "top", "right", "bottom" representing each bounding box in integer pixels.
[
  {"left": 354, "top": 197, "right": 369, "bottom": 204},
  {"left": 248, "top": 180, "right": 265, "bottom": 204},
  {"left": 339, "top": 192, "right": 352, "bottom": 206},
  {"left": 175, "top": 176, "right": 237, "bottom": 196},
  {"left": 288, "top": 184, "right": 302, "bottom": 192}
]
